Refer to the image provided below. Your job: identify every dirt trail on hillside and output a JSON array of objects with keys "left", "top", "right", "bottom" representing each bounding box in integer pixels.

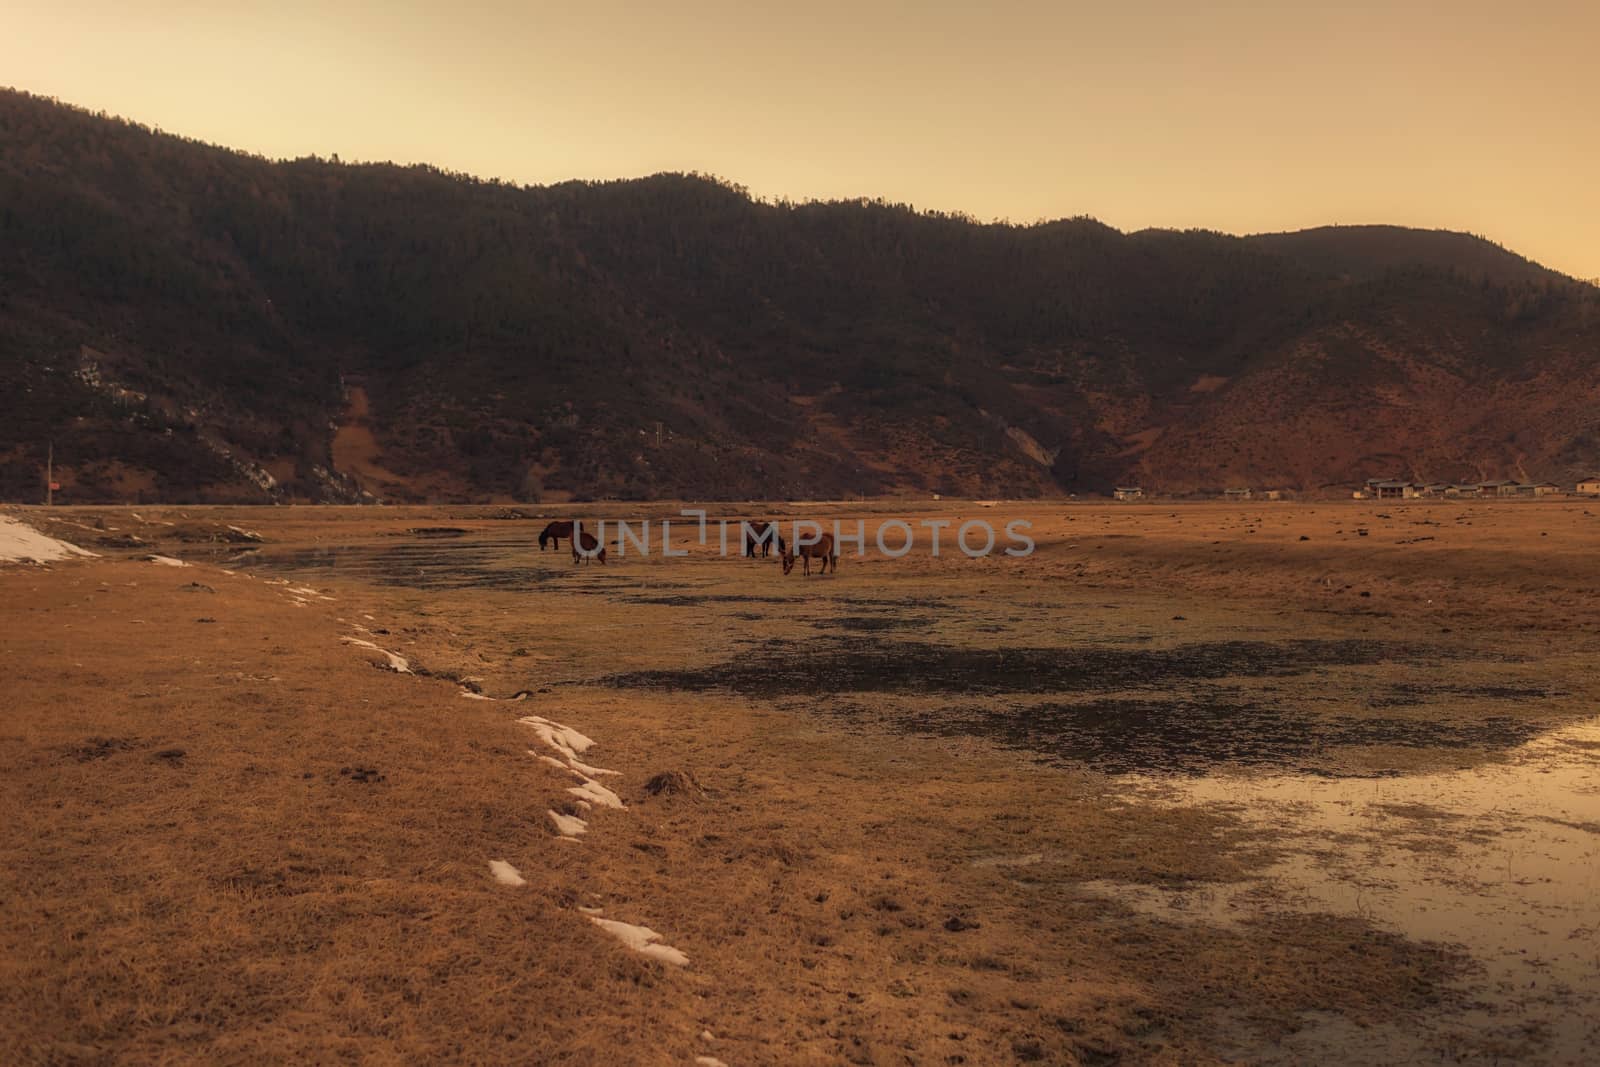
[{"left": 330, "top": 385, "right": 410, "bottom": 495}]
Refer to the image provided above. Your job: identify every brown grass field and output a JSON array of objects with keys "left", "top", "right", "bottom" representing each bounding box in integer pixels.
[{"left": 3, "top": 501, "right": 1598, "bottom": 1065}]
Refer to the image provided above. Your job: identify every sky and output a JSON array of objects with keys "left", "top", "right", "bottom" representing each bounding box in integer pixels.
[{"left": 5, "top": 1, "right": 1597, "bottom": 277}]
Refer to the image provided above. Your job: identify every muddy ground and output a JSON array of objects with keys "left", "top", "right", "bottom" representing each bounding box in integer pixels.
[{"left": 2, "top": 501, "right": 1597, "bottom": 1064}]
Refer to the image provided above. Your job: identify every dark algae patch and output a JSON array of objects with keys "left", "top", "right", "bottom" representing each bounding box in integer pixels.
[
  {"left": 605, "top": 637, "right": 1549, "bottom": 775},
  {"left": 1364, "top": 684, "right": 1556, "bottom": 709},
  {"left": 819, "top": 615, "right": 935, "bottom": 632},
  {"left": 223, "top": 540, "right": 647, "bottom": 591},
  {"left": 607, "top": 638, "right": 1436, "bottom": 697},
  {"left": 620, "top": 594, "right": 797, "bottom": 606},
  {"left": 893, "top": 698, "right": 1547, "bottom": 776}
]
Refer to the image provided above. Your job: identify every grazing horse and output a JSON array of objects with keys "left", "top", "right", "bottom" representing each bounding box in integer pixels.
[
  {"left": 538, "top": 520, "right": 574, "bottom": 551},
  {"left": 782, "top": 530, "right": 837, "bottom": 576},
  {"left": 742, "top": 521, "right": 786, "bottom": 558},
  {"left": 571, "top": 522, "right": 607, "bottom": 565}
]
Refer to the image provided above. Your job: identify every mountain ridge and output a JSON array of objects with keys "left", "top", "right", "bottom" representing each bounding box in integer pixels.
[{"left": 3, "top": 88, "right": 1597, "bottom": 502}]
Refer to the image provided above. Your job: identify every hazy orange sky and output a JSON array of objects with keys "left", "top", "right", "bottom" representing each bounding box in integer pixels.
[{"left": 6, "top": 1, "right": 1597, "bottom": 277}]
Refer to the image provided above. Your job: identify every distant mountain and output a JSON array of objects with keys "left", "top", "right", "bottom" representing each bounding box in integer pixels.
[{"left": 3, "top": 89, "right": 1597, "bottom": 503}]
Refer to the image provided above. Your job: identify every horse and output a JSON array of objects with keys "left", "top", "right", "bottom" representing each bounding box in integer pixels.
[
  {"left": 571, "top": 522, "right": 607, "bottom": 565},
  {"left": 538, "top": 520, "right": 574, "bottom": 551},
  {"left": 742, "top": 521, "right": 786, "bottom": 558},
  {"left": 782, "top": 530, "right": 837, "bottom": 576}
]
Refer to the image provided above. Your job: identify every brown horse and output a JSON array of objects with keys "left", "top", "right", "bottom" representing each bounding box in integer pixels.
[
  {"left": 742, "top": 521, "right": 786, "bottom": 558},
  {"left": 782, "top": 530, "right": 836, "bottom": 576},
  {"left": 571, "top": 522, "right": 607, "bottom": 565},
  {"left": 538, "top": 520, "right": 575, "bottom": 551}
]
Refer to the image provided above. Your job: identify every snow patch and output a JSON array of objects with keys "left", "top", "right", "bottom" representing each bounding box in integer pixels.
[
  {"left": 518, "top": 715, "right": 618, "bottom": 777},
  {"left": 969, "top": 851, "right": 1048, "bottom": 868},
  {"left": 588, "top": 917, "right": 689, "bottom": 966},
  {"left": 148, "top": 555, "right": 190, "bottom": 567},
  {"left": 568, "top": 777, "right": 626, "bottom": 810},
  {"left": 462, "top": 690, "right": 529, "bottom": 703},
  {"left": 341, "top": 636, "right": 412, "bottom": 673},
  {"left": 547, "top": 810, "right": 588, "bottom": 837},
  {"left": 517, "top": 715, "right": 595, "bottom": 754},
  {"left": 488, "top": 860, "right": 526, "bottom": 886},
  {"left": 566, "top": 755, "right": 620, "bottom": 778},
  {"left": 0, "top": 517, "right": 98, "bottom": 564}
]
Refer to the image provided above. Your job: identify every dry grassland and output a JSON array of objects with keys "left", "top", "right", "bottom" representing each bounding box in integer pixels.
[{"left": 4, "top": 500, "right": 1597, "bottom": 1064}]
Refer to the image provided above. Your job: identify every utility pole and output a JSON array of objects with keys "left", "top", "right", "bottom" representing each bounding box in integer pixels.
[{"left": 46, "top": 441, "right": 53, "bottom": 506}]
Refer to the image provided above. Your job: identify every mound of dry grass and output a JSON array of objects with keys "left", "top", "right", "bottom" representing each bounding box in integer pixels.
[{"left": 0, "top": 562, "right": 694, "bottom": 1064}]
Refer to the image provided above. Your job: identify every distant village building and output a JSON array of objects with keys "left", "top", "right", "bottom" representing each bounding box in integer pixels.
[
  {"left": 1359, "top": 477, "right": 1411, "bottom": 499},
  {"left": 1371, "top": 480, "right": 1417, "bottom": 500},
  {"left": 1262, "top": 489, "right": 1283, "bottom": 501},
  {"left": 1113, "top": 487, "right": 1144, "bottom": 501},
  {"left": 1579, "top": 477, "right": 1600, "bottom": 496},
  {"left": 1350, "top": 477, "right": 1575, "bottom": 500},
  {"left": 1224, "top": 487, "right": 1252, "bottom": 500}
]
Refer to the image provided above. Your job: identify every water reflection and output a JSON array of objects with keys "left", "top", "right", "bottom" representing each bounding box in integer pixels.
[
  {"left": 219, "top": 537, "right": 631, "bottom": 590},
  {"left": 1114, "top": 719, "right": 1600, "bottom": 1061}
]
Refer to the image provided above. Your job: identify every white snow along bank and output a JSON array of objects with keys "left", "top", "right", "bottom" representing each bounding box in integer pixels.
[
  {"left": 588, "top": 916, "right": 690, "bottom": 966},
  {"left": 0, "top": 516, "right": 98, "bottom": 564}
]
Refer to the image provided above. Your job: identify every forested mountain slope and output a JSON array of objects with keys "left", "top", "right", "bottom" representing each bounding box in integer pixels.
[{"left": 3, "top": 89, "right": 1596, "bottom": 502}]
